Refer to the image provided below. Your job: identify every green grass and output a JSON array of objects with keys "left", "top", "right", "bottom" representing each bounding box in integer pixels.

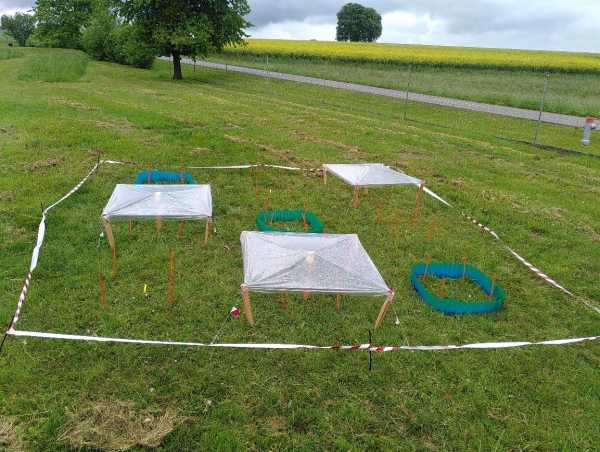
[
  {"left": 18, "top": 49, "right": 89, "bottom": 82},
  {"left": 0, "top": 47, "right": 23, "bottom": 60},
  {"left": 209, "top": 53, "right": 600, "bottom": 118},
  {"left": 1, "top": 49, "right": 599, "bottom": 450}
]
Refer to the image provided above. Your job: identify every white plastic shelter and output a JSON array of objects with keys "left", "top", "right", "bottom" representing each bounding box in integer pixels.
[
  {"left": 323, "top": 163, "right": 423, "bottom": 208},
  {"left": 323, "top": 163, "right": 421, "bottom": 187},
  {"left": 101, "top": 184, "right": 213, "bottom": 254},
  {"left": 239, "top": 231, "right": 394, "bottom": 328}
]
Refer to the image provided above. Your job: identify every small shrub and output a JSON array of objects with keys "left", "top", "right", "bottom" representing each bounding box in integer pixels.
[{"left": 18, "top": 49, "right": 89, "bottom": 82}]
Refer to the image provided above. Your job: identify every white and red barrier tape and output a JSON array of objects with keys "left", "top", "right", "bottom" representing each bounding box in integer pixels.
[
  {"left": 4, "top": 159, "right": 598, "bottom": 353},
  {"left": 6, "top": 329, "right": 599, "bottom": 352}
]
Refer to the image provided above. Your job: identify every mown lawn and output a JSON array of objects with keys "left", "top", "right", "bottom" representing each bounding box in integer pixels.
[{"left": 1, "top": 49, "right": 599, "bottom": 450}]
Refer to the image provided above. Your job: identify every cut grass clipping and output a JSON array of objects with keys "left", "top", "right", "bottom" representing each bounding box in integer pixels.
[
  {"left": 58, "top": 401, "right": 186, "bottom": 451},
  {"left": 18, "top": 49, "right": 88, "bottom": 82}
]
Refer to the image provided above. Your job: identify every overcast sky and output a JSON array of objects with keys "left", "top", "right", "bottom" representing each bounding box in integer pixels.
[{"left": 1, "top": 0, "right": 599, "bottom": 52}]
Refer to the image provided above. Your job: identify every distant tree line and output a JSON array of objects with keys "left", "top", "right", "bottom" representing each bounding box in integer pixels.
[{"left": 1, "top": 0, "right": 251, "bottom": 79}]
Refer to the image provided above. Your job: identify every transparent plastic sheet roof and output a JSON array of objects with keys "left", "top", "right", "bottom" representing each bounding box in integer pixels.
[
  {"left": 102, "top": 184, "right": 212, "bottom": 221},
  {"left": 324, "top": 163, "right": 421, "bottom": 186},
  {"left": 241, "top": 231, "right": 390, "bottom": 295}
]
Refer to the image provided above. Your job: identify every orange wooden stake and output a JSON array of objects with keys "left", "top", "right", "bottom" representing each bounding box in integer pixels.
[
  {"left": 411, "top": 182, "right": 425, "bottom": 226},
  {"left": 489, "top": 276, "right": 497, "bottom": 301},
  {"left": 98, "top": 272, "right": 107, "bottom": 308},
  {"left": 336, "top": 294, "right": 342, "bottom": 312},
  {"left": 424, "top": 255, "right": 431, "bottom": 277},
  {"left": 352, "top": 186, "right": 360, "bottom": 208},
  {"left": 438, "top": 278, "right": 447, "bottom": 298},
  {"left": 111, "top": 246, "right": 118, "bottom": 277},
  {"left": 167, "top": 249, "right": 175, "bottom": 307},
  {"left": 177, "top": 221, "right": 185, "bottom": 239},
  {"left": 426, "top": 216, "right": 437, "bottom": 241},
  {"left": 302, "top": 200, "right": 308, "bottom": 229}
]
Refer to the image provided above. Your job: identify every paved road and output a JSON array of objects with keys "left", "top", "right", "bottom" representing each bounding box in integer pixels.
[{"left": 177, "top": 58, "right": 588, "bottom": 128}]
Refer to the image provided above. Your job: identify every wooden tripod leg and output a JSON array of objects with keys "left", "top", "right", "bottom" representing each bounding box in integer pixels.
[
  {"left": 241, "top": 284, "right": 255, "bottom": 326},
  {"left": 374, "top": 291, "right": 395, "bottom": 329},
  {"left": 204, "top": 217, "right": 212, "bottom": 245}
]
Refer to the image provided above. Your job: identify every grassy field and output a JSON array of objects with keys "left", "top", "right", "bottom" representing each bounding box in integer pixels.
[
  {"left": 225, "top": 39, "right": 600, "bottom": 74},
  {"left": 1, "top": 48, "right": 600, "bottom": 450},
  {"left": 209, "top": 52, "right": 600, "bottom": 118}
]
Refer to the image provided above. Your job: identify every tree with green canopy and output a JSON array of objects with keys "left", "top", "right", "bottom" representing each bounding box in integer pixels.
[
  {"left": 114, "top": 0, "right": 251, "bottom": 80},
  {"left": 336, "top": 3, "right": 382, "bottom": 43},
  {"left": 1, "top": 12, "right": 36, "bottom": 46},
  {"left": 30, "top": 0, "right": 94, "bottom": 49}
]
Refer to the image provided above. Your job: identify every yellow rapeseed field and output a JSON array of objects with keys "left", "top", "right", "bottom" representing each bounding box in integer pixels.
[{"left": 225, "top": 39, "right": 600, "bottom": 73}]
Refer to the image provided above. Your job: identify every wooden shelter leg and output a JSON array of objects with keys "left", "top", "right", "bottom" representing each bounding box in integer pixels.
[
  {"left": 102, "top": 218, "right": 117, "bottom": 277},
  {"left": 155, "top": 217, "right": 163, "bottom": 232},
  {"left": 336, "top": 294, "right": 341, "bottom": 312},
  {"left": 204, "top": 217, "right": 212, "bottom": 245},
  {"left": 241, "top": 284, "right": 255, "bottom": 326},
  {"left": 374, "top": 291, "right": 395, "bottom": 329},
  {"left": 323, "top": 168, "right": 327, "bottom": 185},
  {"left": 98, "top": 272, "right": 107, "bottom": 308}
]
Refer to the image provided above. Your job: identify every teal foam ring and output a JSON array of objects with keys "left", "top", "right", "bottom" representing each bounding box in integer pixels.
[
  {"left": 135, "top": 170, "right": 196, "bottom": 185},
  {"left": 411, "top": 262, "right": 505, "bottom": 314},
  {"left": 256, "top": 209, "right": 324, "bottom": 233}
]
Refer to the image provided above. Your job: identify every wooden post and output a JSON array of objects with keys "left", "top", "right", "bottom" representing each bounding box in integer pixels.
[
  {"left": 352, "top": 186, "right": 360, "bottom": 208},
  {"left": 336, "top": 294, "right": 341, "bottom": 312},
  {"left": 167, "top": 249, "right": 175, "bottom": 306},
  {"left": 411, "top": 182, "right": 425, "bottom": 226},
  {"left": 241, "top": 284, "right": 255, "bottom": 326},
  {"left": 204, "top": 217, "right": 212, "bottom": 246},
  {"left": 177, "top": 221, "right": 185, "bottom": 239},
  {"left": 98, "top": 272, "right": 107, "bottom": 308},
  {"left": 374, "top": 290, "right": 395, "bottom": 329}
]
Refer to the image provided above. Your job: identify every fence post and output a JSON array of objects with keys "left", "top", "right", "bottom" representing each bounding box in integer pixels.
[
  {"left": 403, "top": 64, "right": 413, "bottom": 121},
  {"left": 533, "top": 73, "right": 550, "bottom": 146}
]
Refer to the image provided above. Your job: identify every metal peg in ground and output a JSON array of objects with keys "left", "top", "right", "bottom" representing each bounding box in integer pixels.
[{"left": 582, "top": 117, "right": 596, "bottom": 146}]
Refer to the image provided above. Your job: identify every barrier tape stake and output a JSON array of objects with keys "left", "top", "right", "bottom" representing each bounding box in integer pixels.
[{"left": 368, "top": 330, "right": 373, "bottom": 371}]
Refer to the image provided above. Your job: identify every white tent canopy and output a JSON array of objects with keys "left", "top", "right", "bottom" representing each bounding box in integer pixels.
[
  {"left": 239, "top": 232, "right": 395, "bottom": 328},
  {"left": 323, "top": 163, "right": 421, "bottom": 187},
  {"left": 102, "top": 184, "right": 212, "bottom": 221}
]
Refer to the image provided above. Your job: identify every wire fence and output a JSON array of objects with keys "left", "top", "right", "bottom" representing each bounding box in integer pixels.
[{"left": 195, "top": 56, "right": 600, "bottom": 158}]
